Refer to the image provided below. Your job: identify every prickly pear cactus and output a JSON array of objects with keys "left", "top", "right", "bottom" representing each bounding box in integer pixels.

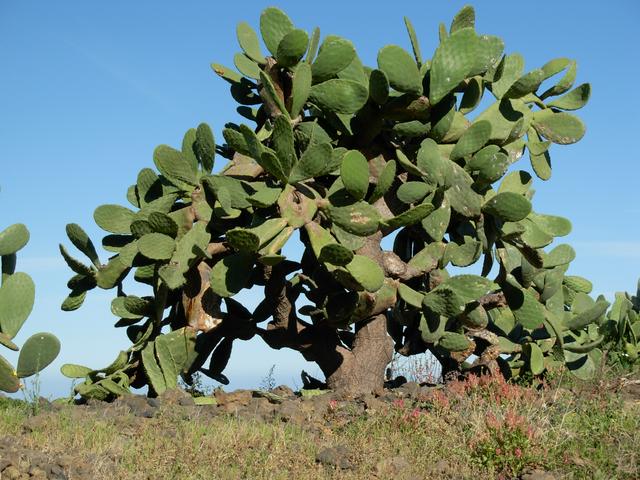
[
  {"left": 0, "top": 223, "right": 60, "bottom": 393},
  {"left": 599, "top": 280, "right": 640, "bottom": 368},
  {"left": 61, "top": 5, "right": 602, "bottom": 399}
]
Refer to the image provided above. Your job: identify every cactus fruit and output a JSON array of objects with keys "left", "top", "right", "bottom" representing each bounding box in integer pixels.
[{"left": 59, "top": 5, "right": 599, "bottom": 399}]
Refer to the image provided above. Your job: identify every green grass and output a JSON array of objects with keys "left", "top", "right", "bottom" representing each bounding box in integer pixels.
[{"left": 1, "top": 372, "right": 638, "bottom": 480}]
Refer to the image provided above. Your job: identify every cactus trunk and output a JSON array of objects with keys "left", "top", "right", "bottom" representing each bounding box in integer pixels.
[{"left": 319, "top": 314, "right": 394, "bottom": 394}]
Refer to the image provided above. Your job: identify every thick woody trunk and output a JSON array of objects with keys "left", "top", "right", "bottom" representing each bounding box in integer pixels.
[{"left": 319, "top": 314, "right": 394, "bottom": 395}]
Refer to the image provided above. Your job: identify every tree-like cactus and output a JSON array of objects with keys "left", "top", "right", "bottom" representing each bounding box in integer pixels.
[
  {"left": 60, "top": 5, "right": 602, "bottom": 398},
  {"left": 0, "top": 223, "right": 60, "bottom": 393}
]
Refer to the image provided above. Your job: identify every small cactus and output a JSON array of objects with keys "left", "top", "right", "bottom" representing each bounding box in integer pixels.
[{"left": 0, "top": 222, "right": 60, "bottom": 393}]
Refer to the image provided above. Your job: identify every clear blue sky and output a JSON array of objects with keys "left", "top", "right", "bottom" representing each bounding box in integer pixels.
[{"left": 1, "top": 1, "right": 639, "bottom": 398}]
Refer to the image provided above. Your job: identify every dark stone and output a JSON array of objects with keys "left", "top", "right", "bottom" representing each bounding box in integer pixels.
[
  {"left": 522, "top": 469, "right": 557, "bottom": 480},
  {"left": 214, "top": 389, "right": 253, "bottom": 407},
  {"left": 315, "top": 445, "right": 353, "bottom": 470},
  {"left": 397, "top": 381, "right": 420, "bottom": 398},
  {"left": 158, "top": 388, "right": 195, "bottom": 406},
  {"left": 271, "top": 385, "right": 294, "bottom": 398}
]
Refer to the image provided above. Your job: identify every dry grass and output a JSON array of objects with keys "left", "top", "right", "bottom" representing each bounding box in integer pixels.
[{"left": 1, "top": 371, "right": 638, "bottom": 480}]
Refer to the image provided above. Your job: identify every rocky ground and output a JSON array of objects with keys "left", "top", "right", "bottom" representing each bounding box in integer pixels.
[{"left": 0, "top": 374, "right": 638, "bottom": 479}]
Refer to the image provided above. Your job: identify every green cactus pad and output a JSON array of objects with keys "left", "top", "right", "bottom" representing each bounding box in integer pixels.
[
  {"left": 0, "top": 333, "right": 18, "bottom": 351},
  {"left": 319, "top": 244, "right": 354, "bottom": 267},
  {"left": 444, "top": 180, "right": 482, "bottom": 219},
  {"left": 546, "top": 83, "right": 590, "bottom": 111},
  {"left": 65, "top": 224, "right": 100, "bottom": 267},
  {"left": 470, "top": 34, "right": 504, "bottom": 77},
  {"left": 153, "top": 145, "right": 198, "bottom": 189},
  {"left": 304, "top": 221, "right": 336, "bottom": 260},
  {"left": 259, "top": 7, "right": 294, "bottom": 56},
  {"left": 156, "top": 328, "right": 195, "bottom": 389},
  {"left": 438, "top": 332, "right": 472, "bottom": 352},
  {"left": 445, "top": 236, "right": 482, "bottom": 267},
  {"left": 259, "top": 224, "right": 293, "bottom": 256},
  {"left": 429, "top": 28, "right": 477, "bottom": 104},
  {"left": 525, "top": 342, "right": 545, "bottom": 375},
  {"left": 290, "top": 62, "right": 312, "bottom": 117},
  {"left": 60, "top": 364, "right": 93, "bottom": 379},
  {"left": 210, "top": 252, "right": 254, "bottom": 297},
  {"left": 459, "top": 77, "right": 483, "bottom": 114},
  {"left": 94, "top": 205, "right": 135, "bottom": 235},
  {"left": 563, "top": 275, "right": 592, "bottom": 294},
  {"left": 419, "top": 311, "right": 446, "bottom": 343},
  {"left": 482, "top": 192, "right": 531, "bottom": 222},
  {"left": 403, "top": 17, "right": 422, "bottom": 65},
  {"left": 237, "top": 21, "right": 265, "bottom": 64},
  {"left": 506, "top": 287, "right": 545, "bottom": 330},
  {"left": 0, "top": 355, "right": 19, "bottom": 393},
  {"left": 203, "top": 175, "right": 251, "bottom": 209},
  {"left": 211, "top": 63, "right": 243, "bottom": 84},
  {"left": 340, "top": 150, "right": 369, "bottom": 201},
  {"left": 543, "top": 244, "right": 575, "bottom": 268},
  {"left": 16, "top": 332, "right": 60, "bottom": 378},
  {"left": 540, "top": 57, "right": 571, "bottom": 80},
  {"left": 288, "top": 142, "right": 331, "bottom": 184},
  {"left": 397, "top": 283, "right": 424, "bottom": 308},
  {"left": 467, "top": 145, "right": 508, "bottom": 184},
  {"left": 369, "top": 69, "right": 389, "bottom": 105},
  {"left": 337, "top": 52, "right": 367, "bottom": 86},
  {"left": 0, "top": 224, "right": 29, "bottom": 256},
  {"left": 450, "top": 5, "right": 474, "bottom": 31},
  {"left": 491, "top": 53, "right": 524, "bottom": 99},
  {"left": 147, "top": 212, "right": 179, "bottom": 238},
  {"left": 276, "top": 29, "right": 309, "bottom": 67},
  {"left": 272, "top": 116, "right": 297, "bottom": 175},
  {"left": 111, "top": 296, "right": 143, "bottom": 320},
  {"left": 450, "top": 120, "right": 492, "bottom": 160},
  {"left": 312, "top": 37, "right": 356, "bottom": 83},
  {"left": 259, "top": 151, "right": 288, "bottom": 184},
  {"left": 461, "top": 304, "right": 489, "bottom": 329},
  {"left": 141, "top": 341, "right": 166, "bottom": 394},
  {"left": 59, "top": 244, "right": 94, "bottom": 276},
  {"left": 540, "top": 60, "right": 576, "bottom": 100},
  {"left": 416, "top": 139, "right": 447, "bottom": 186},
  {"left": 0, "top": 272, "right": 35, "bottom": 339},
  {"left": 278, "top": 185, "right": 318, "bottom": 228},
  {"left": 258, "top": 71, "right": 290, "bottom": 119},
  {"left": 377, "top": 45, "right": 422, "bottom": 96},
  {"left": 344, "top": 255, "right": 385, "bottom": 292},
  {"left": 443, "top": 275, "right": 497, "bottom": 303},
  {"left": 61, "top": 289, "right": 87, "bottom": 311},
  {"left": 423, "top": 286, "right": 466, "bottom": 317},
  {"left": 397, "top": 182, "right": 431, "bottom": 204},
  {"left": 327, "top": 201, "right": 380, "bottom": 237},
  {"left": 369, "top": 160, "right": 396, "bottom": 203},
  {"left": 564, "top": 349, "right": 596, "bottom": 380},
  {"left": 532, "top": 110, "right": 585, "bottom": 145},
  {"left": 384, "top": 202, "right": 434, "bottom": 230},
  {"left": 248, "top": 186, "right": 282, "bottom": 209},
  {"left": 234, "top": 53, "right": 261, "bottom": 79},
  {"left": 194, "top": 123, "right": 216, "bottom": 173},
  {"left": 498, "top": 171, "right": 532, "bottom": 196},
  {"left": 422, "top": 200, "right": 450, "bottom": 241},
  {"left": 137, "top": 233, "right": 175, "bottom": 260},
  {"left": 308, "top": 79, "right": 368, "bottom": 115},
  {"left": 564, "top": 300, "right": 608, "bottom": 331},
  {"left": 503, "top": 69, "right": 545, "bottom": 99}
]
